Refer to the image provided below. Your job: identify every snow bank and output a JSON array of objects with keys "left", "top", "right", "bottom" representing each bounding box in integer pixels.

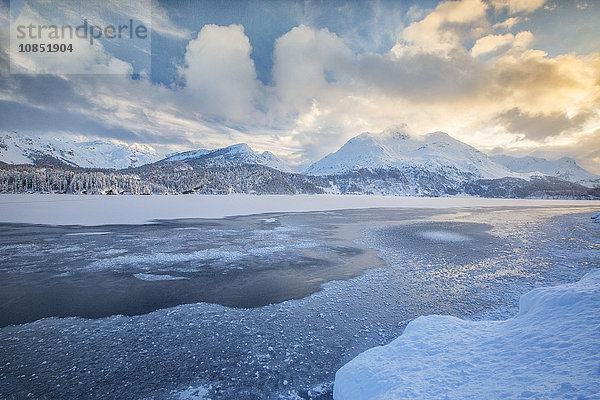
[
  {"left": 1, "top": 194, "right": 599, "bottom": 226},
  {"left": 334, "top": 269, "right": 600, "bottom": 400}
]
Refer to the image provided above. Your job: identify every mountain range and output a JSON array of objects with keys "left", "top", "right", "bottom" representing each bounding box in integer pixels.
[
  {"left": 490, "top": 154, "right": 599, "bottom": 187},
  {"left": 0, "top": 131, "right": 162, "bottom": 169},
  {"left": 0, "top": 129, "right": 598, "bottom": 197},
  {"left": 161, "top": 143, "right": 293, "bottom": 173}
]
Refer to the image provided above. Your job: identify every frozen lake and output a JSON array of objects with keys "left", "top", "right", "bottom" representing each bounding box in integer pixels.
[
  {"left": 1, "top": 205, "right": 599, "bottom": 399},
  {"left": 0, "top": 214, "right": 384, "bottom": 326}
]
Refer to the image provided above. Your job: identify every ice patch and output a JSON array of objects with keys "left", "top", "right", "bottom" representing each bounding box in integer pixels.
[
  {"left": 171, "top": 385, "right": 211, "bottom": 399},
  {"left": 64, "top": 232, "right": 112, "bottom": 236},
  {"left": 87, "top": 248, "right": 247, "bottom": 271},
  {"left": 334, "top": 269, "right": 600, "bottom": 399},
  {"left": 133, "top": 273, "right": 188, "bottom": 281},
  {"left": 418, "top": 230, "right": 470, "bottom": 242}
]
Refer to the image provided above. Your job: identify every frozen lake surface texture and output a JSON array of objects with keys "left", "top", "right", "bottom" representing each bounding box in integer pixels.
[{"left": 1, "top": 198, "right": 599, "bottom": 399}]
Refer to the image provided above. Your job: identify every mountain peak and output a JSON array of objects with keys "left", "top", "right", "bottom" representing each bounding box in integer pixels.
[
  {"left": 223, "top": 143, "right": 253, "bottom": 154},
  {"left": 491, "top": 154, "right": 599, "bottom": 187},
  {"left": 426, "top": 131, "right": 452, "bottom": 140},
  {"left": 382, "top": 124, "right": 410, "bottom": 137},
  {"left": 159, "top": 142, "right": 292, "bottom": 172},
  {"left": 306, "top": 128, "right": 513, "bottom": 178}
]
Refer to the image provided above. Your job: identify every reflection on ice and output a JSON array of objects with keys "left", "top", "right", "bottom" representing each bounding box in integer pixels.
[{"left": 418, "top": 230, "right": 470, "bottom": 242}]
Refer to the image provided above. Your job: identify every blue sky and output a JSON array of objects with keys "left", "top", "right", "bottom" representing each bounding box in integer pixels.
[{"left": 0, "top": 0, "right": 599, "bottom": 172}]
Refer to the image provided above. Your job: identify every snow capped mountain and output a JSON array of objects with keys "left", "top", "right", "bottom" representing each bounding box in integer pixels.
[
  {"left": 306, "top": 128, "right": 516, "bottom": 180},
  {"left": 160, "top": 149, "right": 212, "bottom": 162},
  {"left": 1, "top": 130, "right": 597, "bottom": 198},
  {"left": 0, "top": 131, "right": 294, "bottom": 172},
  {"left": 0, "top": 131, "right": 164, "bottom": 169},
  {"left": 161, "top": 143, "right": 293, "bottom": 172},
  {"left": 490, "top": 155, "right": 600, "bottom": 188}
]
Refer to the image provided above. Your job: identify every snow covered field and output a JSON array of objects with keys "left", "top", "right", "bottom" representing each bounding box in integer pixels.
[
  {"left": 334, "top": 269, "right": 600, "bottom": 399},
  {"left": 1, "top": 193, "right": 599, "bottom": 225}
]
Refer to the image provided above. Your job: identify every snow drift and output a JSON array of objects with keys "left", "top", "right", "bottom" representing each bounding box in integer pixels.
[{"left": 334, "top": 269, "right": 600, "bottom": 399}]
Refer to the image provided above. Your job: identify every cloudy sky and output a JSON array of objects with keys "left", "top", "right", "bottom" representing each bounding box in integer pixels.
[{"left": 0, "top": 0, "right": 599, "bottom": 172}]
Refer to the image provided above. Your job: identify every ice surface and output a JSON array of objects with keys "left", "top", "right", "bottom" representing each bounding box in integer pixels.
[
  {"left": 1, "top": 207, "right": 599, "bottom": 399},
  {"left": 171, "top": 385, "right": 211, "bottom": 399},
  {"left": 417, "top": 230, "right": 470, "bottom": 242},
  {"left": 64, "top": 231, "right": 112, "bottom": 236},
  {"left": 334, "top": 269, "right": 600, "bottom": 400},
  {"left": 1, "top": 193, "right": 599, "bottom": 226},
  {"left": 133, "top": 273, "right": 188, "bottom": 281}
]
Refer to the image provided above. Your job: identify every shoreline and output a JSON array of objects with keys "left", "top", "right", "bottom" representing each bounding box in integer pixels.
[{"left": 1, "top": 193, "right": 599, "bottom": 226}]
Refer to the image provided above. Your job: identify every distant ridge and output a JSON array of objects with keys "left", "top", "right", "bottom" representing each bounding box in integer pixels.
[
  {"left": 159, "top": 143, "right": 293, "bottom": 172},
  {"left": 0, "top": 129, "right": 598, "bottom": 197},
  {"left": 491, "top": 154, "right": 599, "bottom": 188},
  {"left": 0, "top": 131, "right": 163, "bottom": 169}
]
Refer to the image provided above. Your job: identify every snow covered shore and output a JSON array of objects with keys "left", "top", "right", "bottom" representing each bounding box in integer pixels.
[
  {"left": 1, "top": 193, "right": 599, "bottom": 225},
  {"left": 333, "top": 269, "right": 600, "bottom": 399}
]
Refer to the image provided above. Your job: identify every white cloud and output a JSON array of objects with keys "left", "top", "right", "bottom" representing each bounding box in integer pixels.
[
  {"left": 511, "top": 31, "right": 535, "bottom": 50},
  {"left": 471, "top": 33, "right": 515, "bottom": 57},
  {"left": 470, "top": 30, "right": 535, "bottom": 57},
  {"left": 490, "top": 0, "right": 547, "bottom": 14},
  {"left": 393, "top": 0, "right": 488, "bottom": 56},
  {"left": 181, "top": 24, "right": 261, "bottom": 121},
  {"left": 493, "top": 17, "right": 521, "bottom": 31},
  {"left": 272, "top": 25, "right": 354, "bottom": 114}
]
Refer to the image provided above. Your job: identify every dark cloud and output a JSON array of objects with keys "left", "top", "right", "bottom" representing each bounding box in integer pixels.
[
  {"left": 12, "top": 75, "right": 92, "bottom": 108},
  {"left": 357, "top": 50, "right": 486, "bottom": 102},
  {"left": 0, "top": 100, "right": 139, "bottom": 141},
  {"left": 495, "top": 108, "right": 594, "bottom": 140}
]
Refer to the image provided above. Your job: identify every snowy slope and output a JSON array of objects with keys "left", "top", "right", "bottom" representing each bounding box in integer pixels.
[
  {"left": 160, "top": 149, "right": 211, "bottom": 162},
  {"left": 491, "top": 154, "right": 600, "bottom": 187},
  {"left": 306, "top": 128, "right": 517, "bottom": 180},
  {"left": 161, "top": 143, "right": 293, "bottom": 172},
  {"left": 334, "top": 269, "right": 600, "bottom": 400},
  {"left": 0, "top": 131, "right": 163, "bottom": 169}
]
